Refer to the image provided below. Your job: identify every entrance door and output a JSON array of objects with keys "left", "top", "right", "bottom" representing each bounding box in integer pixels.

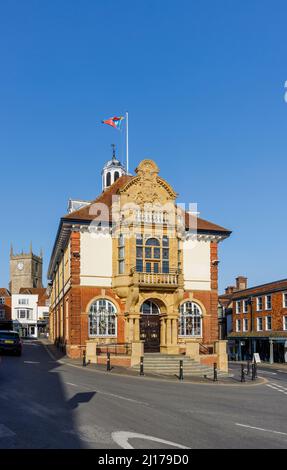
[{"left": 140, "top": 300, "right": 160, "bottom": 352}]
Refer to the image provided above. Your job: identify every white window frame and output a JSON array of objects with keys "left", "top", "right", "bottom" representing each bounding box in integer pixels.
[
  {"left": 235, "top": 301, "right": 241, "bottom": 314},
  {"left": 236, "top": 319, "right": 241, "bottom": 332},
  {"left": 265, "top": 316, "right": 272, "bottom": 331},
  {"left": 257, "top": 317, "right": 263, "bottom": 331},
  {"left": 178, "top": 302, "right": 203, "bottom": 337},
  {"left": 256, "top": 296, "right": 263, "bottom": 311},
  {"left": 0, "top": 310, "right": 5, "bottom": 320},
  {"left": 19, "top": 298, "right": 29, "bottom": 305},
  {"left": 243, "top": 318, "right": 248, "bottom": 332},
  {"left": 89, "top": 299, "right": 117, "bottom": 337},
  {"left": 17, "top": 309, "right": 31, "bottom": 320},
  {"left": 265, "top": 295, "right": 272, "bottom": 311},
  {"left": 283, "top": 316, "right": 287, "bottom": 331},
  {"left": 283, "top": 292, "right": 287, "bottom": 309},
  {"left": 0, "top": 297, "right": 4, "bottom": 305},
  {"left": 243, "top": 300, "right": 248, "bottom": 314}
]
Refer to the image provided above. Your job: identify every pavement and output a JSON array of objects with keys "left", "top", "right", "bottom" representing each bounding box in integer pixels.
[
  {"left": 41, "top": 339, "right": 265, "bottom": 385},
  {"left": 0, "top": 339, "right": 287, "bottom": 449}
]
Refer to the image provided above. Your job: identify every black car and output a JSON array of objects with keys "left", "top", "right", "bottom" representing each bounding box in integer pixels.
[{"left": 0, "top": 330, "right": 22, "bottom": 356}]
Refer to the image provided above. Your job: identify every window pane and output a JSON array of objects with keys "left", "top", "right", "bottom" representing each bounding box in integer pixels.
[
  {"left": 163, "top": 248, "right": 169, "bottom": 260},
  {"left": 162, "top": 261, "right": 169, "bottom": 273},
  {"left": 119, "top": 247, "right": 125, "bottom": 259},
  {"left": 136, "top": 259, "right": 143, "bottom": 272},
  {"left": 163, "top": 236, "right": 169, "bottom": 246},
  {"left": 146, "top": 238, "right": 160, "bottom": 247},
  {"left": 153, "top": 248, "right": 160, "bottom": 259},
  {"left": 146, "top": 262, "right": 151, "bottom": 273},
  {"left": 119, "top": 260, "right": 125, "bottom": 274},
  {"left": 145, "top": 247, "right": 152, "bottom": 259},
  {"left": 136, "top": 247, "right": 143, "bottom": 258},
  {"left": 154, "top": 263, "right": 159, "bottom": 273},
  {"left": 136, "top": 234, "right": 143, "bottom": 246}
]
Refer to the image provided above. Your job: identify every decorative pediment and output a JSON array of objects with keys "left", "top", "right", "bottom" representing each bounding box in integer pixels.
[{"left": 119, "top": 159, "right": 177, "bottom": 206}]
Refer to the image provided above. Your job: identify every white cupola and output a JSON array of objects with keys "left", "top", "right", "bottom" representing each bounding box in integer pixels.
[{"left": 101, "top": 144, "right": 126, "bottom": 191}]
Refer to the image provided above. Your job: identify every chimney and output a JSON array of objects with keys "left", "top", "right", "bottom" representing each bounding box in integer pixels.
[
  {"left": 236, "top": 276, "right": 248, "bottom": 291},
  {"left": 225, "top": 286, "right": 235, "bottom": 295}
]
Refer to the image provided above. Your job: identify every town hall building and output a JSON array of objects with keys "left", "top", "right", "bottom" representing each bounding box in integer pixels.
[{"left": 48, "top": 155, "right": 231, "bottom": 368}]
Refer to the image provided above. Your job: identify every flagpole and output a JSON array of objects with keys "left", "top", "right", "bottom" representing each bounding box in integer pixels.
[{"left": 126, "top": 111, "right": 129, "bottom": 174}]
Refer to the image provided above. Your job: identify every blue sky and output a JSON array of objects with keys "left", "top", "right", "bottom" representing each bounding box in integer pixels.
[{"left": 0, "top": 0, "right": 286, "bottom": 291}]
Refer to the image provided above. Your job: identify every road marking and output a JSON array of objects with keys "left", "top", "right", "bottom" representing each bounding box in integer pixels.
[
  {"left": 257, "top": 371, "right": 277, "bottom": 376},
  {"left": 0, "top": 424, "right": 16, "bottom": 438},
  {"left": 24, "top": 361, "right": 40, "bottom": 364},
  {"left": 112, "top": 431, "right": 190, "bottom": 449},
  {"left": 277, "top": 370, "right": 287, "bottom": 374},
  {"left": 270, "top": 382, "right": 287, "bottom": 391},
  {"left": 235, "top": 423, "right": 287, "bottom": 437},
  {"left": 64, "top": 381, "right": 148, "bottom": 405}
]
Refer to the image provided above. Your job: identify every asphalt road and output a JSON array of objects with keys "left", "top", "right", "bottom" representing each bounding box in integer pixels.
[{"left": 0, "top": 340, "right": 287, "bottom": 449}]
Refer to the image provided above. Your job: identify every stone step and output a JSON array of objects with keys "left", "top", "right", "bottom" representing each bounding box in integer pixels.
[{"left": 131, "top": 354, "right": 226, "bottom": 377}]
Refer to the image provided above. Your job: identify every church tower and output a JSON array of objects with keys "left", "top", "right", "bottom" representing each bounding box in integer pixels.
[
  {"left": 9, "top": 244, "right": 43, "bottom": 294},
  {"left": 101, "top": 144, "right": 126, "bottom": 191}
]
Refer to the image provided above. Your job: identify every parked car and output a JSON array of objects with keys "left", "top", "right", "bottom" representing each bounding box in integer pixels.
[{"left": 0, "top": 331, "right": 22, "bottom": 356}]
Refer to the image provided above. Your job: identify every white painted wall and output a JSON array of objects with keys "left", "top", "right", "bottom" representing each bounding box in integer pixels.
[
  {"left": 12, "top": 294, "right": 39, "bottom": 337},
  {"left": 80, "top": 231, "right": 112, "bottom": 287},
  {"left": 183, "top": 239, "right": 211, "bottom": 291}
]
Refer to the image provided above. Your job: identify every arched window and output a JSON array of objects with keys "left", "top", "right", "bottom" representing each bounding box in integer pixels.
[
  {"left": 179, "top": 302, "right": 202, "bottom": 337},
  {"left": 106, "top": 172, "right": 111, "bottom": 187},
  {"left": 136, "top": 236, "right": 169, "bottom": 273},
  {"left": 89, "top": 299, "right": 117, "bottom": 337},
  {"left": 114, "top": 171, "right": 120, "bottom": 182},
  {"left": 140, "top": 300, "right": 160, "bottom": 315}
]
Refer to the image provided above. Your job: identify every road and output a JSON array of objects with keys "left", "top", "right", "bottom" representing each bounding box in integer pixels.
[{"left": 0, "top": 340, "right": 287, "bottom": 449}]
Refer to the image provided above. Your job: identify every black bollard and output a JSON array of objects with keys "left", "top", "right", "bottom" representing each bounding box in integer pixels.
[
  {"left": 107, "top": 352, "right": 111, "bottom": 372},
  {"left": 179, "top": 360, "right": 184, "bottom": 381},
  {"left": 213, "top": 363, "right": 218, "bottom": 382},
  {"left": 241, "top": 364, "right": 246, "bottom": 383},
  {"left": 251, "top": 363, "right": 255, "bottom": 380},
  {"left": 254, "top": 361, "right": 257, "bottom": 379},
  {"left": 140, "top": 356, "right": 144, "bottom": 376},
  {"left": 82, "top": 349, "right": 87, "bottom": 367}
]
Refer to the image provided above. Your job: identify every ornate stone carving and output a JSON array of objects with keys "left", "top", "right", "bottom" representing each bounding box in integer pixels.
[{"left": 119, "top": 159, "right": 177, "bottom": 206}]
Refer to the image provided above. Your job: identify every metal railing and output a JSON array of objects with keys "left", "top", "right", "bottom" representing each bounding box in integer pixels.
[
  {"left": 199, "top": 343, "right": 214, "bottom": 355},
  {"left": 96, "top": 342, "right": 132, "bottom": 356}
]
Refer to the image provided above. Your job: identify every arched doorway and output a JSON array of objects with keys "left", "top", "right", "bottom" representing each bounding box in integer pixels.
[{"left": 140, "top": 300, "right": 160, "bottom": 352}]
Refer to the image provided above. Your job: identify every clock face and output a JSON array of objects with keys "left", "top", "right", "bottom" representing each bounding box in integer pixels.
[{"left": 17, "top": 262, "right": 24, "bottom": 271}]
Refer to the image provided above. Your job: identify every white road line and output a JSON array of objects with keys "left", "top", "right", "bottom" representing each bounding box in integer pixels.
[
  {"left": 24, "top": 361, "right": 40, "bottom": 364},
  {"left": 257, "top": 371, "right": 277, "bottom": 376},
  {"left": 64, "top": 382, "right": 148, "bottom": 406},
  {"left": 235, "top": 423, "right": 287, "bottom": 437},
  {"left": 270, "top": 383, "right": 287, "bottom": 391},
  {"left": 266, "top": 384, "right": 287, "bottom": 395},
  {"left": 112, "top": 431, "right": 190, "bottom": 449},
  {"left": 0, "top": 424, "right": 16, "bottom": 438}
]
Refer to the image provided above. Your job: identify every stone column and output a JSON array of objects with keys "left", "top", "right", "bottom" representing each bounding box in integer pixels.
[
  {"left": 172, "top": 318, "right": 178, "bottom": 345},
  {"left": 166, "top": 319, "right": 172, "bottom": 345},
  {"left": 269, "top": 339, "right": 274, "bottom": 365},
  {"left": 160, "top": 318, "right": 166, "bottom": 346},
  {"left": 129, "top": 318, "right": 134, "bottom": 343},
  {"left": 134, "top": 317, "right": 140, "bottom": 342}
]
